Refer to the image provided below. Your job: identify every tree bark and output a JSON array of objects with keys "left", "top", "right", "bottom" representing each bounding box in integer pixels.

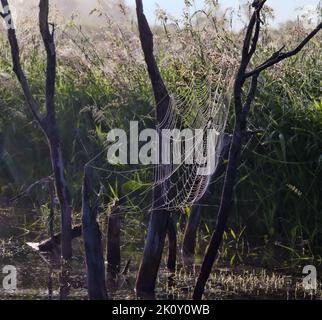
[
  {"left": 0, "top": 0, "right": 73, "bottom": 259},
  {"left": 46, "top": 177, "right": 55, "bottom": 239},
  {"left": 136, "top": 190, "right": 171, "bottom": 298},
  {"left": 82, "top": 169, "right": 108, "bottom": 300},
  {"left": 167, "top": 214, "right": 177, "bottom": 272},
  {"left": 135, "top": 0, "right": 172, "bottom": 298},
  {"left": 107, "top": 200, "right": 121, "bottom": 273},
  {"left": 193, "top": 121, "right": 245, "bottom": 299},
  {"left": 193, "top": 0, "right": 321, "bottom": 299},
  {"left": 48, "top": 137, "right": 72, "bottom": 258},
  {"left": 193, "top": 3, "right": 263, "bottom": 296},
  {"left": 182, "top": 204, "right": 203, "bottom": 264}
]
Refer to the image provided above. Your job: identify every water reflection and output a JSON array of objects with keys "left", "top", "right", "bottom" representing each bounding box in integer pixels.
[{"left": 1, "top": 208, "right": 322, "bottom": 300}]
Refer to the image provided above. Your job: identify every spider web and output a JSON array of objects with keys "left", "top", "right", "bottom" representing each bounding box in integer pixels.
[{"left": 86, "top": 66, "right": 234, "bottom": 215}]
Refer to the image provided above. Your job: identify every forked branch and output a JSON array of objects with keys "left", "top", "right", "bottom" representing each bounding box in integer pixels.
[
  {"left": 193, "top": 0, "right": 322, "bottom": 300},
  {"left": 245, "top": 21, "right": 322, "bottom": 78}
]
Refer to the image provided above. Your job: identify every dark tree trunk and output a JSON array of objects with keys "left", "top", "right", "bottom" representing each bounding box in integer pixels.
[
  {"left": 47, "top": 177, "right": 55, "bottom": 240},
  {"left": 136, "top": 184, "right": 171, "bottom": 297},
  {"left": 48, "top": 137, "right": 72, "bottom": 258},
  {"left": 135, "top": 0, "right": 172, "bottom": 298},
  {"left": 167, "top": 214, "right": 177, "bottom": 272},
  {"left": 182, "top": 204, "right": 202, "bottom": 264},
  {"left": 107, "top": 201, "right": 121, "bottom": 273},
  {"left": 0, "top": 0, "right": 73, "bottom": 259},
  {"left": 82, "top": 169, "right": 108, "bottom": 300},
  {"left": 192, "top": 0, "right": 266, "bottom": 299},
  {"left": 193, "top": 1, "right": 321, "bottom": 299},
  {"left": 193, "top": 123, "right": 245, "bottom": 299}
]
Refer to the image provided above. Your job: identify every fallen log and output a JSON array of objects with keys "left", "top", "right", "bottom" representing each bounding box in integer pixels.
[
  {"left": 38, "top": 224, "right": 82, "bottom": 252},
  {"left": 38, "top": 197, "right": 125, "bottom": 253}
]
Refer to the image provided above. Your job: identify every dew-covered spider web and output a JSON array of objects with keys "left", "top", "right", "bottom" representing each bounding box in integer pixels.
[{"left": 86, "top": 67, "right": 234, "bottom": 215}]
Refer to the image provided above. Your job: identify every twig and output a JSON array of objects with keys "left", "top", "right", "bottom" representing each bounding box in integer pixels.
[
  {"left": 245, "top": 22, "right": 322, "bottom": 78},
  {"left": 193, "top": 0, "right": 322, "bottom": 300}
]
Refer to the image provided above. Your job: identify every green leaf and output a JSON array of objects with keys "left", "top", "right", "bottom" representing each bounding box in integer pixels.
[
  {"left": 122, "top": 180, "right": 144, "bottom": 194},
  {"left": 279, "top": 132, "right": 287, "bottom": 162},
  {"left": 229, "top": 228, "right": 237, "bottom": 240}
]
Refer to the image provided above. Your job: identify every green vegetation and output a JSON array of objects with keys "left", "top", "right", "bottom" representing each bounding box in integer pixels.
[{"left": 0, "top": 2, "right": 321, "bottom": 273}]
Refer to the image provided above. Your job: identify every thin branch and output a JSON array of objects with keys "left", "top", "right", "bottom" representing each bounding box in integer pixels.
[
  {"left": 233, "top": 1, "right": 266, "bottom": 116},
  {"left": 135, "top": 0, "right": 170, "bottom": 123},
  {"left": 39, "top": 0, "right": 56, "bottom": 120},
  {"left": 247, "top": 9, "right": 262, "bottom": 59},
  {"left": 9, "top": 176, "right": 54, "bottom": 203},
  {"left": 242, "top": 1, "right": 266, "bottom": 62},
  {"left": 242, "top": 74, "right": 259, "bottom": 118},
  {"left": 245, "top": 22, "right": 322, "bottom": 78},
  {"left": 1, "top": 0, "right": 43, "bottom": 125}
]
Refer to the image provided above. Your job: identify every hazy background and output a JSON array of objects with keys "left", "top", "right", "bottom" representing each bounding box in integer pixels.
[
  {"left": 128, "top": 0, "right": 321, "bottom": 28},
  {"left": 5, "top": 0, "right": 322, "bottom": 29}
]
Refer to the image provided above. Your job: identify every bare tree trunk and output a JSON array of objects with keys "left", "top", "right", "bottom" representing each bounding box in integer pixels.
[
  {"left": 82, "top": 168, "right": 107, "bottom": 300},
  {"left": 0, "top": 0, "right": 73, "bottom": 259},
  {"left": 48, "top": 138, "right": 72, "bottom": 258},
  {"left": 135, "top": 0, "right": 172, "bottom": 298},
  {"left": 136, "top": 191, "right": 170, "bottom": 297},
  {"left": 182, "top": 204, "right": 202, "bottom": 264},
  {"left": 167, "top": 214, "right": 177, "bottom": 272},
  {"left": 107, "top": 200, "right": 121, "bottom": 274},
  {"left": 193, "top": 122, "right": 245, "bottom": 299},
  {"left": 193, "top": 1, "right": 322, "bottom": 299},
  {"left": 47, "top": 177, "right": 55, "bottom": 240}
]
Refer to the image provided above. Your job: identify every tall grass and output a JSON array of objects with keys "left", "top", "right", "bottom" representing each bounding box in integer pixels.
[{"left": 0, "top": 2, "right": 321, "bottom": 267}]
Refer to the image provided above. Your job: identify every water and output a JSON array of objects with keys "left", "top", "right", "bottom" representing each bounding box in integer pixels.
[{"left": 0, "top": 208, "right": 321, "bottom": 300}]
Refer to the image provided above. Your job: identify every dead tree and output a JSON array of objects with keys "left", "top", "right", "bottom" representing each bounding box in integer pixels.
[
  {"left": 167, "top": 214, "right": 177, "bottom": 272},
  {"left": 0, "top": 0, "right": 72, "bottom": 259},
  {"left": 182, "top": 134, "right": 231, "bottom": 264},
  {"left": 82, "top": 168, "right": 107, "bottom": 300},
  {"left": 47, "top": 177, "right": 55, "bottom": 240},
  {"left": 193, "top": 0, "right": 322, "bottom": 299},
  {"left": 107, "top": 199, "right": 121, "bottom": 274},
  {"left": 135, "top": 0, "right": 173, "bottom": 297}
]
